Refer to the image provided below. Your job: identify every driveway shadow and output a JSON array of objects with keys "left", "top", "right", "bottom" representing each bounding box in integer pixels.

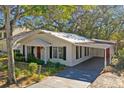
[{"left": 56, "top": 57, "right": 104, "bottom": 83}]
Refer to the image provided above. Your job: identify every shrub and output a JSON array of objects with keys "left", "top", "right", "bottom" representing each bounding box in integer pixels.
[
  {"left": 0, "top": 62, "right": 7, "bottom": 71},
  {"left": 45, "top": 66, "right": 57, "bottom": 75},
  {"left": 118, "top": 48, "right": 124, "bottom": 62},
  {"left": 55, "top": 62, "right": 61, "bottom": 68},
  {"left": 15, "top": 56, "right": 25, "bottom": 62},
  {"left": 0, "top": 62, "right": 2, "bottom": 67},
  {"left": 27, "top": 54, "right": 37, "bottom": 63},
  {"left": 47, "top": 61, "right": 55, "bottom": 67},
  {"left": 15, "top": 67, "right": 21, "bottom": 78},
  {"left": 0, "top": 62, "right": 3, "bottom": 70},
  {"left": 50, "top": 67, "right": 57, "bottom": 74},
  {"left": 114, "top": 48, "right": 124, "bottom": 71},
  {"left": 37, "top": 59, "right": 45, "bottom": 65},
  {"left": 28, "top": 63, "right": 38, "bottom": 75},
  {"left": 21, "top": 69, "right": 31, "bottom": 77},
  {"left": 31, "top": 73, "right": 39, "bottom": 81},
  {"left": 14, "top": 52, "right": 24, "bottom": 62},
  {"left": 38, "top": 74, "right": 45, "bottom": 80},
  {"left": 0, "top": 54, "right": 7, "bottom": 58}
]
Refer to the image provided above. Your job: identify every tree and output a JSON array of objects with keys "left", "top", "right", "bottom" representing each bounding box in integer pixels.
[
  {"left": 0, "top": 5, "right": 79, "bottom": 84},
  {"left": 4, "top": 6, "right": 17, "bottom": 84},
  {"left": 67, "top": 6, "right": 124, "bottom": 40}
]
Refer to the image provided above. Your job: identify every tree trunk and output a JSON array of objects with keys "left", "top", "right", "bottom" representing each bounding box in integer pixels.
[{"left": 5, "top": 6, "right": 17, "bottom": 84}]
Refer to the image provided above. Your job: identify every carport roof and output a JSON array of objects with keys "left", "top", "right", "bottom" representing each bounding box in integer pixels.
[{"left": 75, "top": 43, "right": 112, "bottom": 49}]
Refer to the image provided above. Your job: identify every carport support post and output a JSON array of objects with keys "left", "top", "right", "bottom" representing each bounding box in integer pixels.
[
  {"left": 104, "top": 48, "right": 107, "bottom": 67},
  {"left": 110, "top": 49, "right": 111, "bottom": 64}
]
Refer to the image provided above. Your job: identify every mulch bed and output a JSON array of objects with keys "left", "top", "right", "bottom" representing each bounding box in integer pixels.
[
  {"left": 90, "top": 66, "right": 124, "bottom": 88},
  {"left": 90, "top": 72, "right": 124, "bottom": 88}
]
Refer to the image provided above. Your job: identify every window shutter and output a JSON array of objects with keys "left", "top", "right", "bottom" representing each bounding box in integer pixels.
[
  {"left": 63, "top": 47, "right": 66, "bottom": 60},
  {"left": 80, "top": 46, "right": 82, "bottom": 58},
  {"left": 50, "top": 46, "right": 52, "bottom": 58},
  {"left": 76, "top": 46, "right": 79, "bottom": 59},
  {"left": 31, "top": 46, "right": 34, "bottom": 56},
  {"left": 23, "top": 45, "right": 25, "bottom": 56},
  {"left": 84, "top": 47, "right": 86, "bottom": 56}
]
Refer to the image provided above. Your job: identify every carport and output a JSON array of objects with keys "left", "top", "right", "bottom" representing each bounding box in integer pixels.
[{"left": 75, "top": 43, "right": 113, "bottom": 67}]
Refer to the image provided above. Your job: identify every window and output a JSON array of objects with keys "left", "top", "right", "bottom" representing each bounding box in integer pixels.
[
  {"left": 85, "top": 47, "right": 90, "bottom": 56},
  {"left": 50, "top": 46, "right": 66, "bottom": 60},
  {"left": 27, "top": 46, "right": 34, "bottom": 56},
  {"left": 76, "top": 46, "right": 82, "bottom": 59},
  {"left": 53, "top": 47, "right": 57, "bottom": 58},
  {"left": 58, "top": 47, "right": 63, "bottom": 59}
]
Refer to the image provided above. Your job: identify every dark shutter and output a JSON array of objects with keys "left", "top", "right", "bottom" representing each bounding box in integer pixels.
[
  {"left": 50, "top": 46, "right": 52, "bottom": 58},
  {"left": 84, "top": 47, "right": 86, "bottom": 56},
  {"left": 63, "top": 47, "right": 66, "bottom": 60},
  {"left": 80, "top": 46, "right": 82, "bottom": 58},
  {"left": 23, "top": 45, "right": 25, "bottom": 56},
  {"left": 31, "top": 46, "right": 34, "bottom": 56},
  {"left": 76, "top": 46, "right": 79, "bottom": 59}
]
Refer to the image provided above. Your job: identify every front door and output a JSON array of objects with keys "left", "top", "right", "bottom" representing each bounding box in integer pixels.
[{"left": 37, "top": 47, "right": 41, "bottom": 59}]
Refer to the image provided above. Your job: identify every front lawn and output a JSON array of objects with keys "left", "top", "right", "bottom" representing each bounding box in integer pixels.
[{"left": 0, "top": 55, "right": 66, "bottom": 88}]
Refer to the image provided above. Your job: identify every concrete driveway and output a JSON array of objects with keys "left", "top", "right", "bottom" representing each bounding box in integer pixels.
[{"left": 28, "top": 57, "right": 104, "bottom": 88}]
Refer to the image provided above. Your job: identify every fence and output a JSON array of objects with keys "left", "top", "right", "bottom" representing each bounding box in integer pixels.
[{"left": 15, "top": 62, "right": 43, "bottom": 74}]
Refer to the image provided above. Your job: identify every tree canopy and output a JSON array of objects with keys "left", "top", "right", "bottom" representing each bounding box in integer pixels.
[{"left": 0, "top": 5, "right": 124, "bottom": 40}]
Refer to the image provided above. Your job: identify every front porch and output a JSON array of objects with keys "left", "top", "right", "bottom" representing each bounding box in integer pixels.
[{"left": 22, "top": 38, "right": 51, "bottom": 64}]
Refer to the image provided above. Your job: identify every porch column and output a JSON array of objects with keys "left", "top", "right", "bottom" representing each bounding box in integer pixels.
[
  {"left": 104, "top": 48, "right": 107, "bottom": 67},
  {"left": 44, "top": 47, "right": 47, "bottom": 64},
  {"left": 25, "top": 45, "right": 27, "bottom": 61}
]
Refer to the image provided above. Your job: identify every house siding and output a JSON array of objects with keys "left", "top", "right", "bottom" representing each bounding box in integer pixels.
[
  {"left": 20, "top": 33, "right": 73, "bottom": 66},
  {"left": 90, "top": 48, "right": 104, "bottom": 57},
  {"left": 90, "top": 46, "right": 115, "bottom": 58},
  {"left": 37, "top": 34, "right": 73, "bottom": 66},
  {"left": 71, "top": 45, "right": 93, "bottom": 66}
]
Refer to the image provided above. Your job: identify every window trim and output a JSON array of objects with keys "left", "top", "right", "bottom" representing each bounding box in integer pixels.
[
  {"left": 52, "top": 47, "right": 58, "bottom": 58},
  {"left": 51, "top": 46, "right": 66, "bottom": 60},
  {"left": 58, "top": 47, "right": 64, "bottom": 59},
  {"left": 27, "top": 46, "right": 34, "bottom": 56}
]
